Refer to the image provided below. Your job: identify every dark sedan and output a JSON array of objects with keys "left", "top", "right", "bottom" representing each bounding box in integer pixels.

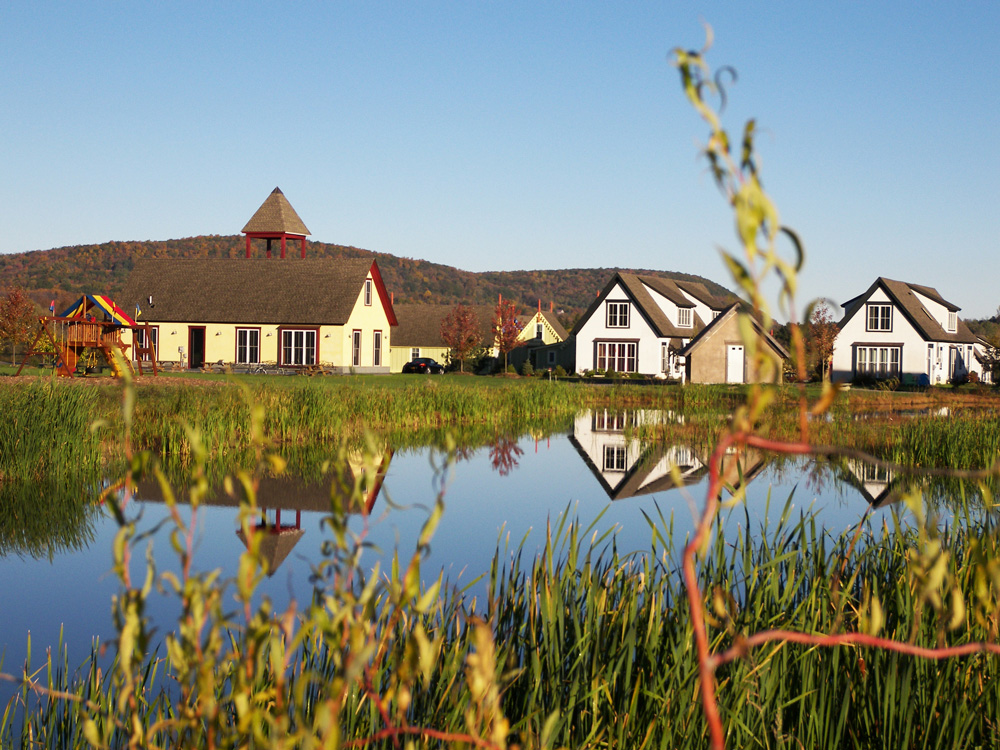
[{"left": 402, "top": 357, "right": 446, "bottom": 374}]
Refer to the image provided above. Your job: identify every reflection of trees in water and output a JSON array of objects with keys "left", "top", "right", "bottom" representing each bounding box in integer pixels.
[
  {"left": 489, "top": 435, "right": 524, "bottom": 477},
  {"left": 0, "top": 477, "right": 103, "bottom": 559}
]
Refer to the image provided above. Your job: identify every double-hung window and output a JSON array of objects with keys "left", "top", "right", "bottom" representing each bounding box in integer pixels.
[
  {"left": 947, "top": 311, "right": 957, "bottom": 332},
  {"left": 677, "top": 308, "right": 692, "bottom": 327},
  {"left": 866, "top": 304, "right": 892, "bottom": 332},
  {"left": 352, "top": 330, "right": 362, "bottom": 367},
  {"left": 373, "top": 331, "right": 382, "bottom": 367},
  {"left": 603, "top": 445, "right": 627, "bottom": 472},
  {"left": 855, "top": 345, "right": 900, "bottom": 378},
  {"left": 606, "top": 302, "right": 629, "bottom": 328},
  {"left": 281, "top": 329, "right": 316, "bottom": 366},
  {"left": 596, "top": 341, "right": 637, "bottom": 373},
  {"left": 236, "top": 328, "right": 260, "bottom": 365},
  {"left": 364, "top": 279, "right": 373, "bottom": 307}
]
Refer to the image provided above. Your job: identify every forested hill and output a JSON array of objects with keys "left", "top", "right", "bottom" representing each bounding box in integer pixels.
[{"left": 0, "top": 235, "right": 735, "bottom": 327}]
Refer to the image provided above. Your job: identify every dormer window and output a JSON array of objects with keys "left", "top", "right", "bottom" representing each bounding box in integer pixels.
[
  {"left": 606, "top": 302, "right": 629, "bottom": 328},
  {"left": 866, "top": 304, "right": 892, "bottom": 332},
  {"left": 678, "top": 308, "right": 692, "bottom": 327},
  {"left": 947, "top": 311, "right": 957, "bottom": 333}
]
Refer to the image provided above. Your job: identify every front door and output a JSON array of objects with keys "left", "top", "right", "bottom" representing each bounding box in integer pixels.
[
  {"left": 189, "top": 327, "right": 206, "bottom": 369},
  {"left": 726, "top": 344, "right": 745, "bottom": 383}
]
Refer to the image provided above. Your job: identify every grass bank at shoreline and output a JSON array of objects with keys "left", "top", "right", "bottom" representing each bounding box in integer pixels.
[{"left": 2, "top": 371, "right": 999, "bottom": 466}]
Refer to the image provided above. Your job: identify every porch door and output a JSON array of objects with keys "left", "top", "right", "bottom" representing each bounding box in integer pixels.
[
  {"left": 189, "top": 327, "right": 206, "bottom": 369},
  {"left": 726, "top": 344, "right": 745, "bottom": 383}
]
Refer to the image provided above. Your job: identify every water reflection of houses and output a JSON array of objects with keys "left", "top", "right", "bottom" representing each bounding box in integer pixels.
[
  {"left": 838, "top": 458, "right": 901, "bottom": 508},
  {"left": 136, "top": 450, "right": 392, "bottom": 575},
  {"left": 568, "top": 410, "right": 766, "bottom": 501}
]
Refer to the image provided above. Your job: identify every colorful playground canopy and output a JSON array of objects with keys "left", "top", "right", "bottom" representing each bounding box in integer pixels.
[{"left": 60, "top": 294, "right": 137, "bottom": 327}]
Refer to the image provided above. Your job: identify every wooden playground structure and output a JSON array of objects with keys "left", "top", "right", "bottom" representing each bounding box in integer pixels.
[{"left": 15, "top": 295, "right": 159, "bottom": 378}]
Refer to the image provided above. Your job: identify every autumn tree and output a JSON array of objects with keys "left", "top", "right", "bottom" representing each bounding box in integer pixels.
[
  {"left": 0, "top": 287, "right": 38, "bottom": 365},
  {"left": 440, "top": 304, "right": 482, "bottom": 373},
  {"left": 492, "top": 297, "right": 524, "bottom": 372},
  {"left": 807, "top": 302, "right": 838, "bottom": 381}
]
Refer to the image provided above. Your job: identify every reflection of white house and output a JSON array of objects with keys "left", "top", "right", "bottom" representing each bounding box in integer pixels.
[
  {"left": 831, "top": 278, "right": 988, "bottom": 385},
  {"left": 567, "top": 410, "right": 767, "bottom": 501},
  {"left": 572, "top": 273, "right": 726, "bottom": 380},
  {"left": 840, "top": 459, "right": 899, "bottom": 508},
  {"left": 567, "top": 410, "right": 701, "bottom": 500}
]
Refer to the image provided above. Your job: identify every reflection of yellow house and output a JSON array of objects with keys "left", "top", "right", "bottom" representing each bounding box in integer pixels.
[
  {"left": 119, "top": 188, "right": 398, "bottom": 373},
  {"left": 138, "top": 448, "right": 393, "bottom": 575}
]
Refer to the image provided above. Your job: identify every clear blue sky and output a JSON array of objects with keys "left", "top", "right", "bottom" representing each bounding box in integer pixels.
[{"left": 3, "top": 2, "right": 999, "bottom": 319}]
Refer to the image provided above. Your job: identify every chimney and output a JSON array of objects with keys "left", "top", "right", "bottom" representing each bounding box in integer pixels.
[
  {"left": 391, "top": 292, "right": 394, "bottom": 305},
  {"left": 537, "top": 299, "right": 541, "bottom": 313},
  {"left": 550, "top": 300, "right": 553, "bottom": 312}
]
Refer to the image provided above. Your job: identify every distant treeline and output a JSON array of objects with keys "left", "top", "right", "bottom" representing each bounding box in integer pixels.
[{"left": 0, "top": 235, "right": 735, "bottom": 329}]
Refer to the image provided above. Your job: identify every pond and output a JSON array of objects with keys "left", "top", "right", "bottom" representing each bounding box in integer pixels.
[{"left": 0, "top": 408, "right": 988, "bottom": 704}]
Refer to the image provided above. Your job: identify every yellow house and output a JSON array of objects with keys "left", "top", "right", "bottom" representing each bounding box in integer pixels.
[
  {"left": 389, "top": 304, "right": 495, "bottom": 372},
  {"left": 119, "top": 257, "right": 397, "bottom": 373},
  {"left": 119, "top": 187, "right": 397, "bottom": 373}
]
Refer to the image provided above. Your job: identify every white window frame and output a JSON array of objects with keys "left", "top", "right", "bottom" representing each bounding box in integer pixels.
[
  {"left": 280, "top": 329, "right": 317, "bottom": 366},
  {"left": 535, "top": 322, "right": 544, "bottom": 339},
  {"left": 410, "top": 347, "right": 420, "bottom": 360},
  {"left": 352, "top": 330, "right": 362, "bottom": 367},
  {"left": 947, "top": 311, "right": 957, "bottom": 333},
  {"left": 364, "top": 278, "right": 373, "bottom": 307},
  {"left": 866, "top": 304, "right": 893, "bottom": 332},
  {"left": 134, "top": 326, "right": 159, "bottom": 362},
  {"left": 603, "top": 445, "right": 627, "bottom": 472},
  {"left": 855, "top": 345, "right": 901, "bottom": 378},
  {"left": 661, "top": 342, "right": 674, "bottom": 373},
  {"left": 593, "top": 411, "right": 632, "bottom": 432},
  {"left": 596, "top": 341, "right": 638, "bottom": 373},
  {"left": 236, "top": 328, "right": 261, "bottom": 365},
  {"left": 606, "top": 302, "right": 630, "bottom": 328},
  {"left": 678, "top": 308, "right": 692, "bottom": 328},
  {"left": 373, "top": 330, "right": 382, "bottom": 367}
]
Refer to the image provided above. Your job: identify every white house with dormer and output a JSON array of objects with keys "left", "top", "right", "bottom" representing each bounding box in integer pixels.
[
  {"left": 572, "top": 271, "right": 788, "bottom": 383},
  {"left": 831, "top": 277, "right": 988, "bottom": 385},
  {"left": 572, "top": 272, "right": 727, "bottom": 379}
]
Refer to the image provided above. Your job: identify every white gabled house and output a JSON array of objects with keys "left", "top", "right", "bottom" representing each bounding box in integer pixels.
[
  {"left": 573, "top": 272, "right": 726, "bottom": 379},
  {"left": 831, "top": 277, "right": 988, "bottom": 385}
]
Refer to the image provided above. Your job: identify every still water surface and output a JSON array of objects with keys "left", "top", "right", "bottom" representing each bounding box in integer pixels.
[{"left": 0, "top": 409, "right": 944, "bottom": 696}]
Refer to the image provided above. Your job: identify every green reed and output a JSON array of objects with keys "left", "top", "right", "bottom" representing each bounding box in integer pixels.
[{"left": 5, "top": 489, "right": 999, "bottom": 748}]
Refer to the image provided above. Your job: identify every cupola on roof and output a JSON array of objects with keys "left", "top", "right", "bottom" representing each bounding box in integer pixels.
[{"left": 242, "top": 187, "right": 310, "bottom": 236}]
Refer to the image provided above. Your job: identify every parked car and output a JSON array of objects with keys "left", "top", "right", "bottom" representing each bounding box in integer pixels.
[{"left": 402, "top": 357, "right": 446, "bottom": 374}]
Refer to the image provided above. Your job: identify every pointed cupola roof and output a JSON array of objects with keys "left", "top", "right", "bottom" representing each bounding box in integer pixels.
[{"left": 242, "top": 187, "right": 310, "bottom": 236}]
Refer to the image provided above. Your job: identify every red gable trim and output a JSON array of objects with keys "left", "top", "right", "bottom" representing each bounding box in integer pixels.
[{"left": 369, "top": 260, "right": 398, "bottom": 326}]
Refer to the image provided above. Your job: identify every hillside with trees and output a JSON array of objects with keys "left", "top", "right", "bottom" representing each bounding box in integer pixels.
[{"left": 0, "top": 235, "right": 735, "bottom": 329}]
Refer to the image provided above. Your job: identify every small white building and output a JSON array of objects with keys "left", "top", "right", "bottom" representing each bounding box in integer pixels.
[{"left": 831, "top": 278, "right": 987, "bottom": 385}]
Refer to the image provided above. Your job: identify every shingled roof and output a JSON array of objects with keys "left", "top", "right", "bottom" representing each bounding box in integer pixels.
[
  {"left": 120, "top": 258, "right": 396, "bottom": 326},
  {"left": 572, "top": 272, "right": 725, "bottom": 338},
  {"left": 840, "top": 277, "right": 977, "bottom": 344},
  {"left": 241, "top": 187, "right": 310, "bottom": 236},
  {"left": 392, "top": 304, "right": 495, "bottom": 347}
]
